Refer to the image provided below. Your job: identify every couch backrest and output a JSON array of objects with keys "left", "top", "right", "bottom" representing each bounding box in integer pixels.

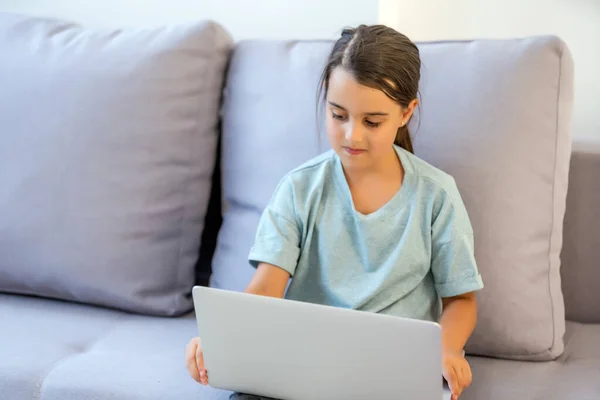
[
  {"left": 560, "top": 141, "right": 600, "bottom": 323},
  {"left": 210, "top": 35, "right": 582, "bottom": 360}
]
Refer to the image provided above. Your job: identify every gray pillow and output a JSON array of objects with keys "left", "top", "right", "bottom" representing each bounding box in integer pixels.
[
  {"left": 211, "top": 36, "right": 573, "bottom": 360},
  {"left": 0, "top": 13, "right": 233, "bottom": 316},
  {"left": 412, "top": 37, "right": 573, "bottom": 360}
]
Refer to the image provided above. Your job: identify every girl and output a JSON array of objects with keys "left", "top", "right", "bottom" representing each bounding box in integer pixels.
[{"left": 186, "top": 24, "right": 484, "bottom": 400}]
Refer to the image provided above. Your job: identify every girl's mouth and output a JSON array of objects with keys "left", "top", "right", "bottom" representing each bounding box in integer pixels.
[{"left": 343, "top": 147, "right": 366, "bottom": 155}]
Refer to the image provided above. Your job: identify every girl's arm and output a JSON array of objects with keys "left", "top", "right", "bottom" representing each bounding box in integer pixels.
[
  {"left": 440, "top": 292, "right": 478, "bottom": 355},
  {"left": 244, "top": 262, "right": 291, "bottom": 298},
  {"left": 440, "top": 292, "right": 478, "bottom": 399}
]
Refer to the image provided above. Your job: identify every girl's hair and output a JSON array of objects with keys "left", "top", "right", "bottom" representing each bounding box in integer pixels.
[{"left": 318, "top": 25, "right": 421, "bottom": 153}]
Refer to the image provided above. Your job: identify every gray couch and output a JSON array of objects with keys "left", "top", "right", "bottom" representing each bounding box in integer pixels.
[{"left": 1, "top": 13, "right": 599, "bottom": 400}]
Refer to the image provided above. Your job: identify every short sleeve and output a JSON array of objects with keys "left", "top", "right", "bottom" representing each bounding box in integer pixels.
[
  {"left": 248, "top": 176, "right": 301, "bottom": 276},
  {"left": 430, "top": 180, "right": 484, "bottom": 298}
]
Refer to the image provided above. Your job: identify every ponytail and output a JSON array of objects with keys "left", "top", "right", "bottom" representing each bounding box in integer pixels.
[{"left": 394, "top": 125, "right": 414, "bottom": 154}]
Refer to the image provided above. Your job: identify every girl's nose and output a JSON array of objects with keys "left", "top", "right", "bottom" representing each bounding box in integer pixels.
[{"left": 344, "top": 123, "right": 364, "bottom": 142}]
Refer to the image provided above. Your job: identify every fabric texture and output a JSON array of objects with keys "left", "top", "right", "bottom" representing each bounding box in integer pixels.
[
  {"left": 0, "top": 13, "right": 233, "bottom": 315},
  {"left": 560, "top": 141, "right": 600, "bottom": 323},
  {"left": 461, "top": 322, "right": 600, "bottom": 400},
  {"left": 211, "top": 36, "right": 574, "bottom": 360},
  {"left": 0, "top": 293, "right": 232, "bottom": 400},
  {"left": 412, "top": 36, "right": 573, "bottom": 360},
  {"left": 210, "top": 40, "right": 334, "bottom": 292},
  {"left": 248, "top": 146, "right": 483, "bottom": 322}
]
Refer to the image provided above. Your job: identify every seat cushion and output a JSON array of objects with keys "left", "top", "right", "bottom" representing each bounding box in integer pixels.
[
  {"left": 463, "top": 321, "right": 600, "bottom": 400},
  {"left": 0, "top": 293, "right": 232, "bottom": 400},
  {"left": 3, "top": 293, "right": 598, "bottom": 400},
  {"left": 0, "top": 13, "right": 232, "bottom": 316}
]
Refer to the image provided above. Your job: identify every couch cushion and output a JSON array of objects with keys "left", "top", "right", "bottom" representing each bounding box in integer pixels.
[
  {"left": 462, "top": 321, "right": 600, "bottom": 400},
  {"left": 209, "top": 41, "right": 332, "bottom": 291},
  {"left": 211, "top": 36, "right": 573, "bottom": 360},
  {"left": 412, "top": 37, "right": 573, "bottom": 360},
  {"left": 0, "top": 293, "right": 232, "bottom": 400},
  {"left": 2, "top": 293, "right": 597, "bottom": 400},
  {"left": 0, "top": 13, "right": 232, "bottom": 316},
  {"left": 561, "top": 140, "right": 600, "bottom": 323}
]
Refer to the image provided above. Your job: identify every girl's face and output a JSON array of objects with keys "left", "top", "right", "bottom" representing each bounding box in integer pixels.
[{"left": 325, "top": 67, "right": 416, "bottom": 171}]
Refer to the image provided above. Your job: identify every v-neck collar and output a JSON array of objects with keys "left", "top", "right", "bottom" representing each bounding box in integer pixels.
[{"left": 333, "top": 145, "right": 415, "bottom": 221}]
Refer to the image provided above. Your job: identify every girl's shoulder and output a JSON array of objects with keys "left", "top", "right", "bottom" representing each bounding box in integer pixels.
[
  {"left": 268, "top": 150, "right": 337, "bottom": 205},
  {"left": 282, "top": 149, "right": 337, "bottom": 187},
  {"left": 398, "top": 147, "right": 471, "bottom": 229},
  {"left": 398, "top": 146, "right": 462, "bottom": 200},
  {"left": 288, "top": 149, "right": 337, "bottom": 175}
]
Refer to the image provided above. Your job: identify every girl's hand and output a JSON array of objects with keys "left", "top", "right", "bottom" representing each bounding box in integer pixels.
[
  {"left": 185, "top": 337, "right": 208, "bottom": 385},
  {"left": 442, "top": 351, "right": 472, "bottom": 399}
]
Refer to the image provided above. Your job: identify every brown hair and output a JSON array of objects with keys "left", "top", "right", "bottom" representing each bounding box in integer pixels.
[{"left": 318, "top": 25, "right": 421, "bottom": 153}]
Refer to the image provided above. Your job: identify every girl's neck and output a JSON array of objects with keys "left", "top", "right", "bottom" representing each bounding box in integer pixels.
[{"left": 342, "top": 147, "right": 403, "bottom": 186}]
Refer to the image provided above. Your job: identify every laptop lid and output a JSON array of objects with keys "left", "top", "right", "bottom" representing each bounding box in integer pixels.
[{"left": 193, "top": 285, "right": 449, "bottom": 400}]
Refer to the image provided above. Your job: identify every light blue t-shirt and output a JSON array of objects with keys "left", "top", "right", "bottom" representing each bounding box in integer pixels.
[{"left": 248, "top": 145, "right": 484, "bottom": 322}]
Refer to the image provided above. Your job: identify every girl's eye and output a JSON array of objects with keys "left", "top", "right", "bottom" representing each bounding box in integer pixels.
[
  {"left": 365, "top": 120, "right": 380, "bottom": 128},
  {"left": 332, "top": 113, "right": 346, "bottom": 121}
]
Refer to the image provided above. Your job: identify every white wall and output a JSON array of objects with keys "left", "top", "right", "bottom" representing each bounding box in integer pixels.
[
  {"left": 3, "top": 0, "right": 597, "bottom": 140},
  {"left": 0, "top": 0, "right": 379, "bottom": 40},
  {"left": 380, "top": 0, "right": 600, "bottom": 141}
]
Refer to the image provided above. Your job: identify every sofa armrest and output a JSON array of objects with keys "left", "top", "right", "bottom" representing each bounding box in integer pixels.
[{"left": 561, "top": 139, "right": 600, "bottom": 323}]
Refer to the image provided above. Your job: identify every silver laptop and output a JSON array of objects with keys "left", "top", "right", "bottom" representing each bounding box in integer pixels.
[{"left": 193, "top": 286, "right": 452, "bottom": 400}]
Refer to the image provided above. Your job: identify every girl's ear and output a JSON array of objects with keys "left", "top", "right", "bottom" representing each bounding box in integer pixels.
[{"left": 400, "top": 98, "right": 419, "bottom": 126}]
